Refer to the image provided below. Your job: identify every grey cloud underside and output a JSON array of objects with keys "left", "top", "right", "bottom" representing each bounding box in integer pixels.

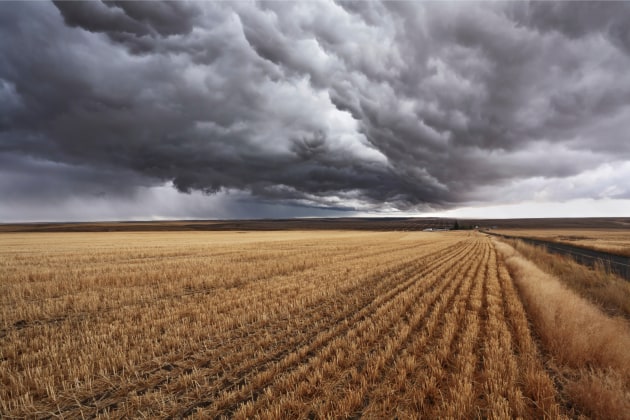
[{"left": 1, "top": 1, "right": 630, "bottom": 214}]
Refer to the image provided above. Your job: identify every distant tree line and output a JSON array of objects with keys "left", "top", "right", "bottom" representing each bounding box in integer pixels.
[{"left": 452, "top": 220, "right": 475, "bottom": 230}]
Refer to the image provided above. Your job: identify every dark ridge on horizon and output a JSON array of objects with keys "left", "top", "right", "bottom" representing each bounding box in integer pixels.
[{"left": 1, "top": 217, "right": 629, "bottom": 233}]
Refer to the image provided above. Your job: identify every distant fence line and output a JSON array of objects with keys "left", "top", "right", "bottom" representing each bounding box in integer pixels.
[{"left": 486, "top": 231, "right": 630, "bottom": 281}]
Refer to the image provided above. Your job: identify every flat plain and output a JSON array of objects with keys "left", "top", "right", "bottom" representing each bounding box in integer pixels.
[{"left": 1, "top": 229, "right": 629, "bottom": 418}]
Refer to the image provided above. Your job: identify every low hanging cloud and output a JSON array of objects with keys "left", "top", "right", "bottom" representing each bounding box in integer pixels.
[{"left": 1, "top": 1, "right": 630, "bottom": 220}]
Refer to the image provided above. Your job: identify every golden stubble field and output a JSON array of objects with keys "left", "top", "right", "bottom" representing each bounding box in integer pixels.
[{"left": 1, "top": 230, "right": 629, "bottom": 418}]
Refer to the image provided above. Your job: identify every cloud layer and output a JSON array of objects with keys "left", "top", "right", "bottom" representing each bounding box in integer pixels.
[{"left": 1, "top": 1, "right": 630, "bottom": 220}]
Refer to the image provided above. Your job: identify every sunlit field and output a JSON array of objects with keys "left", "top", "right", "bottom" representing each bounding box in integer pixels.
[{"left": 1, "top": 230, "right": 629, "bottom": 418}]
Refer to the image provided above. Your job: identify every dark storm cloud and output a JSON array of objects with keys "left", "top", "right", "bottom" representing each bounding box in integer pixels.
[
  {"left": 519, "top": 1, "right": 630, "bottom": 54},
  {"left": 1, "top": 0, "right": 630, "bottom": 218},
  {"left": 54, "top": 0, "right": 197, "bottom": 37},
  {"left": 0, "top": 153, "right": 152, "bottom": 202}
]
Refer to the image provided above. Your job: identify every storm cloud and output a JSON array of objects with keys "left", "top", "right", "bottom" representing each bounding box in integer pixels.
[{"left": 1, "top": 1, "right": 630, "bottom": 220}]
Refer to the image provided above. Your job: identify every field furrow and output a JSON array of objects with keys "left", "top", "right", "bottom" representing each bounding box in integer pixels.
[{"left": 399, "top": 239, "right": 487, "bottom": 418}]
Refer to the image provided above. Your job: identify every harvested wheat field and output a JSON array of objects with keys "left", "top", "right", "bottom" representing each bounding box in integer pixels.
[{"left": 2, "top": 230, "right": 629, "bottom": 418}]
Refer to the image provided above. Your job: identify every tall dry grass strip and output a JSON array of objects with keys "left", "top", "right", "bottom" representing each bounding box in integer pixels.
[
  {"left": 504, "top": 238, "right": 630, "bottom": 318},
  {"left": 494, "top": 239, "right": 630, "bottom": 419}
]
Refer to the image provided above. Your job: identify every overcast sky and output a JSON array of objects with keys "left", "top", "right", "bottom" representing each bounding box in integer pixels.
[{"left": 1, "top": 1, "right": 630, "bottom": 222}]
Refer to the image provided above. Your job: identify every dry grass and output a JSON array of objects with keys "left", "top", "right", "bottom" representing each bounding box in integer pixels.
[
  {"left": 0, "top": 230, "right": 592, "bottom": 418},
  {"left": 495, "top": 239, "right": 630, "bottom": 419},
  {"left": 496, "top": 228, "right": 630, "bottom": 257},
  {"left": 503, "top": 237, "right": 630, "bottom": 318}
]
